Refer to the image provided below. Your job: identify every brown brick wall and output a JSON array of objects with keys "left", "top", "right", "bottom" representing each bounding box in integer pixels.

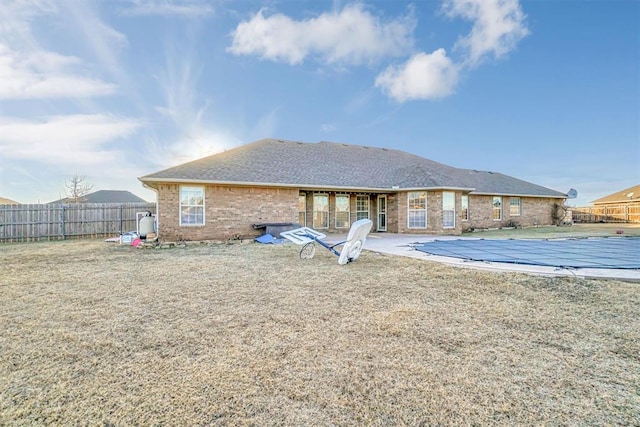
[
  {"left": 385, "top": 193, "right": 399, "bottom": 233},
  {"left": 393, "top": 191, "right": 558, "bottom": 234},
  {"left": 462, "top": 195, "right": 558, "bottom": 231},
  {"left": 157, "top": 184, "right": 298, "bottom": 241},
  {"left": 155, "top": 184, "right": 561, "bottom": 240},
  {"left": 395, "top": 191, "right": 463, "bottom": 235}
]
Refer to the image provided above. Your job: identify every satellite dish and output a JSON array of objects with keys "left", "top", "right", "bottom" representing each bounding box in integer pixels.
[{"left": 566, "top": 188, "right": 578, "bottom": 199}]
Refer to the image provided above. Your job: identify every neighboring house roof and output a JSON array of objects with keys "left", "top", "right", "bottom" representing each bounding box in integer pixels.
[
  {"left": 140, "top": 138, "right": 567, "bottom": 198},
  {"left": 591, "top": 184, "right": 640, "bottom": 205},
  {"left": 49, "top": 190, "right": 148, "bottom": 204},
  {"left": 0, "top": 197, "right": 19, "bottom": 204}
]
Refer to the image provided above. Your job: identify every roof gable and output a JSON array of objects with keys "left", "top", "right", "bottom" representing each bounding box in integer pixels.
[
  {"left": 49, "top": 190, "right": 148, "bottom": 204},
  {"left": 0, "top": 197, "right": 19, "bottom": 204},
  {"left": 140, "top": 138, "right": 566, "bottom": 198},
  {"left": 592, "top": 184, "right": 640, "bottom": 204}
]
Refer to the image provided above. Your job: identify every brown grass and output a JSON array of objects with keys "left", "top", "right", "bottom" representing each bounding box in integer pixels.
[
  {"left": 1, "top": 240, "right": 639, "bottom": 425},
  {"left": 464, "top": 222, "right": 640, "bottom": 239}
]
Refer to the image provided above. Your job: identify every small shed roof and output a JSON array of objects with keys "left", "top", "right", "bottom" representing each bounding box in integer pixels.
[{"left": 49, "top": 190, "right": 148, "bottom": 204}]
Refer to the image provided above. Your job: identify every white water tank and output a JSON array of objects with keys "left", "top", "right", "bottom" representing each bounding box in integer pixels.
[{"left": 139, "top": 212, "right": 155, "bottom": 238}]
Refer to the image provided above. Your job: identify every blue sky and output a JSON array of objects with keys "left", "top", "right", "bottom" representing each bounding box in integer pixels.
[{"left": 1, "top": 0, "right": 638, "bottom": 206}]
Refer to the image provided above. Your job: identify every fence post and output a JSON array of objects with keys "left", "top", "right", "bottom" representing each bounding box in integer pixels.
[
  {"left": 61, "top": 205, "right": 66, "bottom": 239},
  {"left": 0, "top": 202, "right": 155, "bottom": 243}
]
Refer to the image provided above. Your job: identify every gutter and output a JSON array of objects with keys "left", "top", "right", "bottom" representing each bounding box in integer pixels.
[
  {"left": 141, "top": 182, "right": 160, "bottom": 238},
  {"left": 140, "top": 177, "right": 565, "bottom": 198},
  {"left": 138, "top": 177, "right": 476, "bottom": 193},
  {"left": 591, "top": 199, "right": 639, "bottom": 205},
  {"left": 470, "top": 191, "right": 567, "bottom": 199}
]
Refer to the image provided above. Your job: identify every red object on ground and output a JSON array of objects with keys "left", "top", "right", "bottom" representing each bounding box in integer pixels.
[
  {"left": 131, "top": 238, "right": 143, "bottom": 247},
  {"left": 616, "top": 229, "right": 624, "bottom": 234}
]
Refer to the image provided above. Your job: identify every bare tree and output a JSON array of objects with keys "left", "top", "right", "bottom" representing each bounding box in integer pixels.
[{"left": 65, "top": 174, "right": 94, "bottom": 203}]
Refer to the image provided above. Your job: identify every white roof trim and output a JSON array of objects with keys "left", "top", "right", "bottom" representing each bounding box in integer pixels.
[
  {"left": 138, "top": 177, "right": 476, "bottom": 193},
  {"left": 470, "top": 191, "right": 566, "bottom": 199},
  {"left": 140, "top": 177, "right": 565, "bottom": 198}
]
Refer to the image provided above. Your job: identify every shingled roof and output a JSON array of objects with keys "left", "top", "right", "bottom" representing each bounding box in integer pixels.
[
  {"left": 0, "top": 196, "right": 19, "bottom": 204},
  {"left": 140, "top": 139, "right": 566, "bottom": 198},
  {"left": 591, "top": 184, "right": 640, "bottom": 205},
  {"left": 49, "top": 190, "right": 148, "bottom": 204}
]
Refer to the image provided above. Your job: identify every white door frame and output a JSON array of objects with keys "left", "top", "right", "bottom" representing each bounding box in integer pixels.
[{"left": 377, "top": 195, "right": 387, "bottom": 231}]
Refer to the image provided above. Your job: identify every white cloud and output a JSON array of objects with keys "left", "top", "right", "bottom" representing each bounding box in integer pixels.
[
  {"left": 374, "top": 0, "right": 528, "bottom": 102},
  {"left": 154, "top": 44, "right": 211, "bottom": 135},
  {"left": 166, "top": 130, "right": 239, "bottom": 166},
  {"left": 0, "top": 1, "right": 121, "bottom": 100},
  {"left": 0, "top": 114, "right": 143, "bottom": 166},
  {"left": 228, "top": 4, "right": 415, "bottom": 65},
  {"left": 375, "top": 49, "right": 459, "bottom": 102},
  {"left": 61, "top": 1, "right": 130, "bottom": 90},
  {"left": 226, "top": 1, "right": 527, "bottom": 103},
  {"left": 148, "top": 43, "right": 238, "bottom": 167},
  {"left": 0, "top": 44, "right": 117, "bottom": 99},
  {"left": 442, "top": 0, "right": 529, "bottom": 66},
  {"left": 0, "top": 0, "right": 57, "bottom": 40},
  {"left": 321, "top": 123, "right": 337, "bottom": 132},
  {"left": 122, "top": 0, "right": 214, "bottom": 17},
  {"left": 253, "top": 108, "right": 280, "bottom": 141}
]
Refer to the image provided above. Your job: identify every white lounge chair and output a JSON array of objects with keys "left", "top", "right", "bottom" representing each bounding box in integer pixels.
[{"left": 281, "top": 219, "right": 373, "bottom": 265}]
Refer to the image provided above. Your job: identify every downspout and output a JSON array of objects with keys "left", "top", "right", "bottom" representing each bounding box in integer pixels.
[{"left": 142, "top": 183, "right": 160, "bottom": 239}]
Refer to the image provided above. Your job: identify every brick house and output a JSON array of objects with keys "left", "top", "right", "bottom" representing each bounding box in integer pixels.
[
  {"left": 591, "top": 184, "right": 640, "bottom": 206},
  {"left": 139, "top": 139, "right": 567, "bottom": 241},
  {"left": 576, "top": 184, "right": 640, "bottom": 223}
]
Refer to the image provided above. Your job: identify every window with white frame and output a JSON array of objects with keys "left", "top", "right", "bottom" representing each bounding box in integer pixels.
[
  {"left": 313, "top": 193, "right": 329, "bottom": 229},
  {"left": 442, "top": 191, "right": 455, "bottom": 229},
  {"left": 356, "top": 195, "right": 369, "bottom": 221},
  {"left": 461, "top": 195, "right": 469, "bottom": 221},
  {"left": 180, "top": 186, "right": 205, "bottom": 225},
  {"left": 493, "top": 196, "right": 502, "bottom": 221},
  {"left": 335, "top": 194, "right": 350, "bottom": 228},
  {"left": 298, "top": 193, "right": 307, "bottom": 226},
  {"left": 408, "top": 191, "right": 427, "bottom": 228},
  {"left": 510, "top": 197, "right": 521, "bottom": 216}
]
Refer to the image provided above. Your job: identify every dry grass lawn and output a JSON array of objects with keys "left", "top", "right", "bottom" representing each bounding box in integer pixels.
[
  {"left": 463, "top": 222, "right": 640, "bottom": 239},
  {"left": 1, "top": 239, "right": 639, "bottom": 425}
]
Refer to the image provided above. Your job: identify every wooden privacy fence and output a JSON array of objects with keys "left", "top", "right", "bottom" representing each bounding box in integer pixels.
[
  {"left": 570, "top": 202, "right": 640, "bottom": 224},
  {"left": 0, "top": 203, "right": 156, "bottom": 243}
]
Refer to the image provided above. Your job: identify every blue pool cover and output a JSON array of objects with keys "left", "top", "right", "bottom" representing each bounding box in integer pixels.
[{"left": 414, "top": 237, "right": 640, "bottom": 269}]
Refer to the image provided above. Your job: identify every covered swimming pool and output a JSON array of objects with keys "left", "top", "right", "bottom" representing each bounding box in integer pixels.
[{"left": 414, "top": 237, "right": 640, "bottom": 270}]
